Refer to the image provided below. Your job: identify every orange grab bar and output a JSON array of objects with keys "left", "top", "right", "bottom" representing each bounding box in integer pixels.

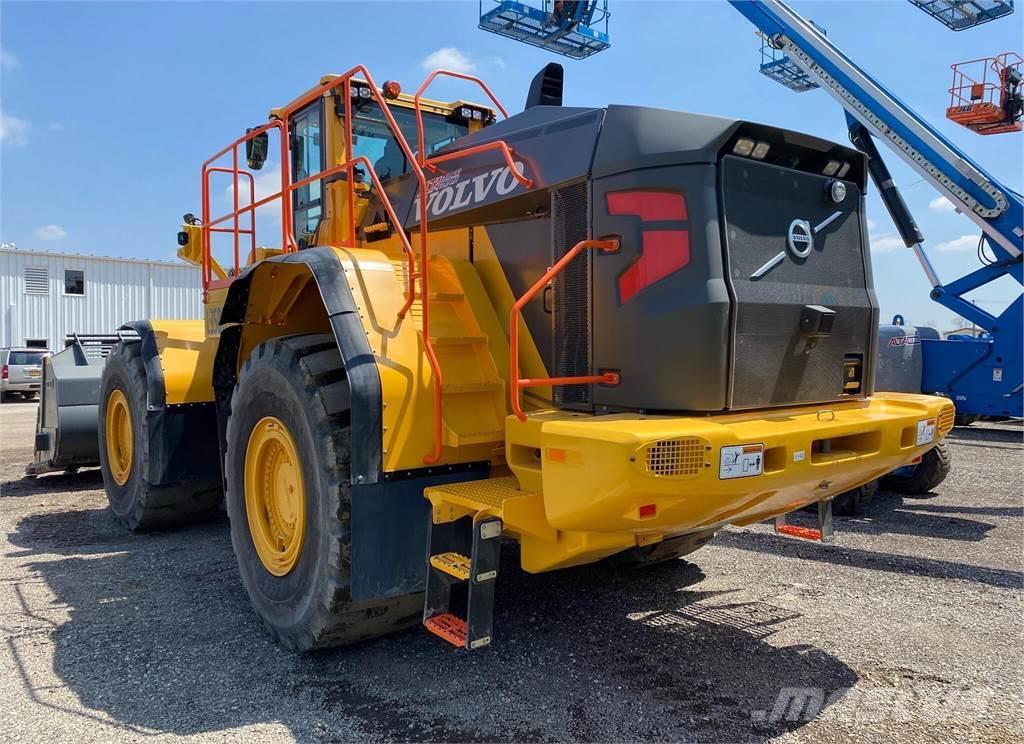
[
  {"left": 509, "top": 239, "right": 620, "bottom": 422},
  {"left": 200, "top": 66, "right": 530, "bottom": 464},
  {"left": 411, "top": 70, "right": 531, "bottom": 190}
]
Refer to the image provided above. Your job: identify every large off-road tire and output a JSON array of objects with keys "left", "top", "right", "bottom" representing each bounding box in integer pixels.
[
  {"left": 881, "top": 440, "right": 951, "bottom": 495},
  {"left": 831, "top": 478, "right": 879, "bottom": 516},
  {"left": 98, "top": 342, "right": 222, "bottom": 531},
  {"left": 224, "top": 334, "right": 422, "bottom": 651},
  {"left": 604, "top": 529, "right": 717, "bottom": 569}
]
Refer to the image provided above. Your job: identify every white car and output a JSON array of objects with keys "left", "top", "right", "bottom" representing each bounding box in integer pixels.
[{"left": 1, "top": 347, "right": 50, "bottom": 401}]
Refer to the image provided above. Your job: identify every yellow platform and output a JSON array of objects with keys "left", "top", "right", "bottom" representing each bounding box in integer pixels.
[{"left": 425, "top": 392, "right": 955, "bottom": 573}]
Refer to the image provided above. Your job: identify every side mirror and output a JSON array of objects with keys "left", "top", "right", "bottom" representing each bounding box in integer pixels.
[{"left": 246, "top": 128, "right": 269, "bottom": 170}]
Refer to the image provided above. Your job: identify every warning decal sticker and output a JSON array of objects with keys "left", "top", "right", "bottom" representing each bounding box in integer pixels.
[{"left": 719, "top": 444, "right": 765, "bottom": 480}]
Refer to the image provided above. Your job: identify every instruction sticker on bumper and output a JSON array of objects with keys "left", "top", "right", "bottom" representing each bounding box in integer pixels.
[
  {"left": 719, "top": 444, "right": 764, "bottom": 480},
  {"left": 916, "top": 419, "right": 936, "bottom": 446}
]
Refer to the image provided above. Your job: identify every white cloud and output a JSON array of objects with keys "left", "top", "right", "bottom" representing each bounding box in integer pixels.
[
  {"left": 489, "top": 55, "right": 507, "bottom": 70},
  {"left": 421, "top": 47, "right": 475, "bottom": 74},
  {"left": 33, "top": 224, "right": 67, "bottom": 241},
  {"left": 0, "top": 51, "right": 18, "bottom": 69},
  {"left": 870, "top": 234, "right": 903, "bottom": 254},
  {"left": 223, "top": 164, "right": 284, "bottom": 223},
  {"left": 0, "top": 114, "right": 30, "bottom": 146},
  {"left": 929, "top": 196, "right": 957, "bottom": 213},
  {"left": 934, "top": 234, "right": 979, "bottom": 253},
  {"left": 866, "top": 218, "right": 877, "bottom": 232},
  {"left": 48, "top": 122, "right": 65, "bottom": 132}
]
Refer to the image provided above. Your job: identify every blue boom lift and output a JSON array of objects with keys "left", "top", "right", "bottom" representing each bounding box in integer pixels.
[
  {"left": 478, "top": 1, "right": 611, "bottom": 59},
  {"left": 730, "top": 0, "right": 1022, "bottom": 425}
]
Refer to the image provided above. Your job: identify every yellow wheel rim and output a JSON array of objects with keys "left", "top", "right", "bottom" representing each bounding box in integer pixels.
[
  {"left": 105, "top": 389, "right": 133, "bottom": 486},
  {"left": 244, "top": 416, "right": 306, "bottom": 576}
]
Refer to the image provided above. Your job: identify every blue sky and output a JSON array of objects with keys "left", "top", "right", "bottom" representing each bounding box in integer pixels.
[{"left": 1, "top": 0, "right": 1021, "bottom": 329}]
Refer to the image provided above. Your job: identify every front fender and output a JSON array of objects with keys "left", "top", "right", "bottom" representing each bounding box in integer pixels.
[{"left": 217, "top": 247, "right": 383, "bottom": 485}]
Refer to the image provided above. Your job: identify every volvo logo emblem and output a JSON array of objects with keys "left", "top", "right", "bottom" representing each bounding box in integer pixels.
[
  {"left": 750, "top": 210, "right": 844, "bottom": 280},
  {"left": 787, "top": 219, "right": 814, "bottom": 258}
]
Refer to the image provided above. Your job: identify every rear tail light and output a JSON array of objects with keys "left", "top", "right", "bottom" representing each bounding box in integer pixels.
[{"left": 1, "top": 365, "right": 7, "bottom": 380}]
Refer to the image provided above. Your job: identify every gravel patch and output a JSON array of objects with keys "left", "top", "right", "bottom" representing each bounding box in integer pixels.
[{"left": 2, "top": 400, "right": 1021, "bottom": 742}]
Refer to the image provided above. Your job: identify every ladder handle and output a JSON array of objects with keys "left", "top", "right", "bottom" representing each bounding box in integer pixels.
[
  {"left": 412, "top": 69, "right": 511, "bottom": 171},
  {"left": 509, "top": 239, "right": 619, "bottom": 422}
]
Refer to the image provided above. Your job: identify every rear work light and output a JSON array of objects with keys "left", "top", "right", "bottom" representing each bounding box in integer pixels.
[
  {"left": 751, "top": 141, "right": 771, "bottom": 160},
  {"left": 733, "top": 138, "right": 756, "bottom": 156},
  {"left": 822, "top": 160, "right": 841, "bottom": 176}
]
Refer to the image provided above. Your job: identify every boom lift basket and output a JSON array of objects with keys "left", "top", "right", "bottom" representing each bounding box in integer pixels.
[
  {"left": 757, "top": 21, "right": 826, "bottom": 92},
  {"left": 478, "top": 1, "right": 610, "bottom": 59},
  {"left": 946, "top": 53, "right": 1023, "bottom": 134},
  {"left": 907, "top": 0, "right": 1015, "bottom": 31}
]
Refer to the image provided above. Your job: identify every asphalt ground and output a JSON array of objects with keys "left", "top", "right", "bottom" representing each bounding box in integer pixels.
[{"left": 1, "top": 399, "right": 1021, "bottom": 743}]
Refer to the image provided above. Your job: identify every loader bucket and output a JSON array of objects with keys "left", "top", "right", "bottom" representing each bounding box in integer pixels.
[{"left": 27, "top": 334, "right": 129, "bottom": 475}]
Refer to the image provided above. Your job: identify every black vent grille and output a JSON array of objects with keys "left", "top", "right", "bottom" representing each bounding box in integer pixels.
[{"left": 551, "top": 181, "right": 591, "bottom": 407}]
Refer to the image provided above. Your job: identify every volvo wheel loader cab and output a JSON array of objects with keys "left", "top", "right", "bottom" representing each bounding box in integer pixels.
[{"left": 98, "top": 64, "right": 954, "bottom": 652}]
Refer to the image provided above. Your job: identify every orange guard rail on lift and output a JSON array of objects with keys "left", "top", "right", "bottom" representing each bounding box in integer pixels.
[
  {"left": 509, "top": 239, "right": 620, "bottom": 422},
  {"left": 200, "top": 67, "right": 528, "bottom": 464},
  {"left": 947, "top": 53, "right": 1023, "bottom": 133}
]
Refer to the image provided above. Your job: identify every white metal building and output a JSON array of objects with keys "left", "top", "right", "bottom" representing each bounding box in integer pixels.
[{"left": 0, "top": 247, "right": 202, "bottom": 350}]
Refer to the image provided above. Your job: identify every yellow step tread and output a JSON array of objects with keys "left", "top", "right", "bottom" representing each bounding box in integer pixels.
[
  {"left": 426, "top": 476, "right": 529, "bottom": 510},
  {"left": 429, "top": 334, "right": 488, "bottom": 347},
  {"left": 430, "top": 552, "right": 471, "bottom": 580},
  {"left": 442, "top": 381, "right": 503, "bottom": 394},
  {"left": 428, "top": 291, "right": 466, "bottom": 302},
  {"left": 442, "top": 428, "right": 504, "bottom": 446}
]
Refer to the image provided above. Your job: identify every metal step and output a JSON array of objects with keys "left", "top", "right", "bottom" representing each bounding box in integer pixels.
[
  {"left": 774, "top": 499, "right": 834, "bottom": 542},
  {"left": 441, "top": 381, "right": 503, "bottom": 395},
  {"left": 430, "top": 551, "right": 471, "bottom": 581},
  {"left": 428, "top": 291, "right": 466, "bottom": 302},
  {"left": 423, "top": 516, "right": 502, "bottom": 650},
  {"left": 441, "top": 427, "right": 504, "bottom": 448},
  {"left": 429, "top": 334, "right": 488, "bottom": 347},
  {"left": 424, "top": 613, "right": 467, "bottom": 647}
]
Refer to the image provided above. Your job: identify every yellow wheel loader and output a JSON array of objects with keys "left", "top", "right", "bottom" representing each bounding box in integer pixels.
[{"left": 91, "top": 63, "right": 953, "bottom": 651}]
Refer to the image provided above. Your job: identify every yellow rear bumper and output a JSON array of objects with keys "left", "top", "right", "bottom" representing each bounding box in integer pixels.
[{"left": 510, "top": 393, "right": 954, "bottom": 536}]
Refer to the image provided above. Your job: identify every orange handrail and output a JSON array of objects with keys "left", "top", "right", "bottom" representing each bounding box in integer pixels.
[
  {"left": 948, "top": 53, "right": 1023, "bottom": 108},
  {"left": 201, "top": 119, "right": 289, "bottom": 288},
  {"left": 411, "top": 70, "right": 532, "bottom": 191},
  {"left": 200, "top": 66, "right": 531, "bottom": 463},
  {"left": 509, "top": 239, "right": 620, "bottom": 422},
  {"left": 200, "top": 68, "right": 445, "bottom": 462}
]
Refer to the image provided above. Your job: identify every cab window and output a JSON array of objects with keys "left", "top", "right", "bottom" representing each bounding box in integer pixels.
[
  {"left": 290, "top": 102, "right": 324, "bottom": 249},
  {"left": 347, "top": 99, "right": 470, "bottom": 183}
]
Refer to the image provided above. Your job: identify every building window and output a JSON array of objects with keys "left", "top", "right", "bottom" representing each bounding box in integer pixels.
[
  {"left": 64, "top": 269, "right": 85, "bottom": 296},
  {"left": 24, "top": 266, "right": 49, "bottom": 295},
  {"left": 24, "top": 339, "right": 49, "bottom": 350}
]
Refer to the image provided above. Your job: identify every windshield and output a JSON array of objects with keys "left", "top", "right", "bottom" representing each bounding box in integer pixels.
[
  {"left": 349, "top": 100, "right": 469, "bottom": 182},
  {"left": 9, "top": 351, "right": 46, "bottom": 365}
]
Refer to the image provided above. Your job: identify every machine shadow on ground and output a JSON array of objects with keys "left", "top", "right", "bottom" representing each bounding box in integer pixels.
[
  {"left": 7, "top": 506, "right": 857, "bottom": 742},
  {"left": 2, "top": 469, "right": 104, "bottom": 498}
]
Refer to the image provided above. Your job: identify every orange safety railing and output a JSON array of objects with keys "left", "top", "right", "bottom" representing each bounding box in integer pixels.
[
  {"left": 413, "top": 70, "right": 533, "bottom": 186},
  {"left": 200, "top": 66, "right": 527, "bottom": 463},
  {"left": 948, "top": 53, "right": 1023, "bottom": 110},
  {"left": 201, "top": 119, "right": 289, "bottom": 289},
  {"left": 509, "top": 239, "right": 620, "bottom": 422}
]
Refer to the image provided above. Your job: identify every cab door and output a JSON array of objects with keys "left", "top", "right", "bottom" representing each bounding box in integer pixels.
[{"left": 289, "top": 101, "right": 325, "bottom": 249}]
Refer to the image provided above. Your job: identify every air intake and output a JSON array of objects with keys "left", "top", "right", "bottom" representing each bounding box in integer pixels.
[{"left": 525, "top": 63, "right": 564, "bottom": 109}]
